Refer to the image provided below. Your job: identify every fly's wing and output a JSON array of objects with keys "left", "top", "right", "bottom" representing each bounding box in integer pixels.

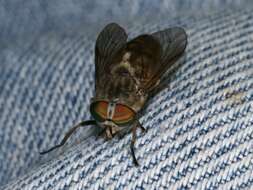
[
  {"left": 143, "top": 27, "right": 187, "bottom": 93},
  {"left": 95, "top": 23, "right": 127, "bottom": 90}
]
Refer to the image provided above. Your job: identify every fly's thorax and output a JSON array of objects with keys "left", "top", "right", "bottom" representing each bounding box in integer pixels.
[
  {"left": 95, "top": 51, "right": 149, "bottom": 112},
  {"left": 95, "top": 76, "right": 147, "bottom": 112}
]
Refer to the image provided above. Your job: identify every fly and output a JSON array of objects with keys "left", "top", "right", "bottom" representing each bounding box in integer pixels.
[{"left": 40, "top": 23, "right": 187, "bottom": 166}]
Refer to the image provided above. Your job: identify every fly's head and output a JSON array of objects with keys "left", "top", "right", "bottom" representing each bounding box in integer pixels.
[{"left": 90, "top": 100, "right": 136, "bottom": 139}]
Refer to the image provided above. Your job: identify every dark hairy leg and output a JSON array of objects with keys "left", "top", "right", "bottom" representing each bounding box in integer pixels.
[{"left": 130, "top": 124, "right": 139, "bottom": 166}]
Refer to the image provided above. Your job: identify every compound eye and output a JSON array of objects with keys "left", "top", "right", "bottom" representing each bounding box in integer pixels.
[
  {"left": 112, "top": 104, "right": 135, "bottom": 125},
  {"left": 90, "top": 101, "right": 108, "bottom": 122}
]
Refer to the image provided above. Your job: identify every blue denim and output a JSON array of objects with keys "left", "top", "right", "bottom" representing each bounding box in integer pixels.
[{"left": 0, "top": 1, "right": 253, "bottom": 189}]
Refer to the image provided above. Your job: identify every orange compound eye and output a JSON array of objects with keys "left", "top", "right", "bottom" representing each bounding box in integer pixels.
[
  {"left": 90, "top": 101, "right": 108, "bottom": 122},
  {"left": 113, "top": 104, "right": 135, "bottom": 125},
  {"left": 90, "top": 101, "right": 135, "bottom": 125}
]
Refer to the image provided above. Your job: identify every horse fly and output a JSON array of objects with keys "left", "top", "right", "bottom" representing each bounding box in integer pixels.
[{"left": 40, "top": 23, "right": 187, "bottom": 166}]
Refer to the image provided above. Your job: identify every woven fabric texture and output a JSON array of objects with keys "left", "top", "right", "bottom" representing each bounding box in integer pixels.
[{"left": 0, "top": 1, "right": 253, "bottom": 190}]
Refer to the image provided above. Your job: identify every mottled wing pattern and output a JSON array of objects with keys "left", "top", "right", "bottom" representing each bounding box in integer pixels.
[
  {"left": 143, "top": 27, "right": 187, "bottom": 92},
  {"left": 95, "top": 23, "right": 127, "bottom": 90}
]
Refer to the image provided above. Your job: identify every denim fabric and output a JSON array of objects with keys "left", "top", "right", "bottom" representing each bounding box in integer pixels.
[{"left": 1, "top": 1, "right": 253, "bottom": 190}]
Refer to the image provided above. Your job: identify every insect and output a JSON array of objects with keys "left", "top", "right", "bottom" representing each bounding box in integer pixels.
[{"left": 40, "top": 23, "right": 187, "bottom": 166}]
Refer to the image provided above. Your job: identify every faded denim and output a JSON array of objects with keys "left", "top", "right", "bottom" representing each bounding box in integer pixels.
[{"left": 0, "top": 1, "right": 253, "bottom": 189}]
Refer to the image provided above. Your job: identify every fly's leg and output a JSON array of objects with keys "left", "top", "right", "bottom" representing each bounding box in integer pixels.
[
  {"left": 96, "top": 127, "right": 107, "bottom": 140},
  {"left": 130, "top": 120, "right": 147, "bottom": 166},
  {"left": 136, "top": 120, "right": 147, "bottom": 133},
  {"left": 130, "top": 124, "right": 139, "bottom": 166},
  {"left": 40, "top": 120, "right": 96, "bottom": 154}
]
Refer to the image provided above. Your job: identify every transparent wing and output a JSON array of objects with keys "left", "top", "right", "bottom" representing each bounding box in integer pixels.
[
  {"left": 95, "top": 23, "right": 127, "bottom": 89},
  {"left": 144, "top": 27, "right": 187, "bottom": 92}
]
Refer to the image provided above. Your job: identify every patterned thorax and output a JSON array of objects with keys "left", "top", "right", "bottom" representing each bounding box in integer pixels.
[{"left": 95, "top": 35, "right": 161, "bottom": 112}]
